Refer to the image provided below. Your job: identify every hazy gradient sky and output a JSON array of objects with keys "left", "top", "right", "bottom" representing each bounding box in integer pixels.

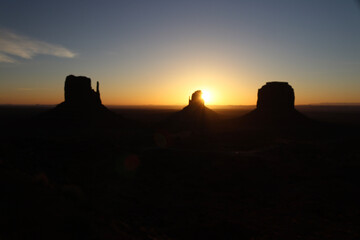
[{"left": 0, "top": 0, "right": 359, "bottom": 105}]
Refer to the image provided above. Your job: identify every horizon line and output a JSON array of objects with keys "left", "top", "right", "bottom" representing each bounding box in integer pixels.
[{"left": 2, "top": 103, "right": 360, "bottom": 108}]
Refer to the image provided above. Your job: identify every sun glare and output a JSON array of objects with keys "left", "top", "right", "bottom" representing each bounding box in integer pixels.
[{"left": 201, "top": 90, "right": 211, "bottom": 104}]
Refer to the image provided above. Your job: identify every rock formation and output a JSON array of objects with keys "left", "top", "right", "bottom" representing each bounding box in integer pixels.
[
  {"left": 41, "top": 75, "right": 116, "bottom": 126},
  {"left": 257, "top": 82, "right": 294, "bottom": 112},
  {"left": 188, "top": 90, "right": 204, "bottom": 107},
  {"left": 64, "top": 75, "right": 101, "bottom": 106},
  {"left": 237, "top": 82, "right": 309, "bottom": 129},
  {"left": 164, "top": 90, "right": 218, "bottom": 132}
]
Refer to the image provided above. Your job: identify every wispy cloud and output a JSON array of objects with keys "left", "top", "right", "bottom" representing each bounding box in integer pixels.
[
  {"left": 0, "top": 52, "right": 16, "bottom": 63},
  {"left": 0, "top": 29, "right": 76, "bottom": 63}
]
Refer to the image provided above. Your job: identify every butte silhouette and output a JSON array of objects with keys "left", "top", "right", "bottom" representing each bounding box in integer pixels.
[
  {"left": 41, "top": 75, "right": 117, "bottom": 126},
  {"left": 164, "top": 90, "right": 218, "bottom": 132},
  {"left": 238, "top": 82, "right": 310, "bottom": 128}
]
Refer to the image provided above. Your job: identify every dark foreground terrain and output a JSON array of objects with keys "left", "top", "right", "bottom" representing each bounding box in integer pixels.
[{"left": 0, "top": 105, "right": 360, "bottom": 240}]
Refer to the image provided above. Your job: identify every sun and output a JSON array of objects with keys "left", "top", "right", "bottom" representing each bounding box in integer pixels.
[{"left": 201, "top": 90, "right": 211, "bottom": 104}]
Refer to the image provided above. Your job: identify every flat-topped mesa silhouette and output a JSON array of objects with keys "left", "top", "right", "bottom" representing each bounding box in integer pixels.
[
  {"left": 257, "top": 82, "right": 294, "bottom": 112},
  {"left": 57, "top": 75, "right": 109, "bottom": 112},
  {"left": 237, "top": 82, "right": 310, "bottom": 129},
  {"left": 41, "top": 75, "right": 117, "bottom": 125},
  {"left": 64, "top": 75, "right": 101, "bottom": 106}
]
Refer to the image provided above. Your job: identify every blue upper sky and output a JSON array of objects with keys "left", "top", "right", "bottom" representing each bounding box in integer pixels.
[{"left": 1, "top": 0, "right": 359, "bottom": 105}]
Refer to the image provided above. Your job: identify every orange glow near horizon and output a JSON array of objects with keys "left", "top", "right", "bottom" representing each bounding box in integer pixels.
[
  {"left": 3, "top": 84, "right": 360, "bottom": 106},
  {"left": 1, "top": 72, "right": 360, "bottom": 106}
]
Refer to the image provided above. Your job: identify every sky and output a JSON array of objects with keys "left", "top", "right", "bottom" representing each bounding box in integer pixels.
[{"left": 0, "top": 0, "right": 359, "bottom": 105}]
